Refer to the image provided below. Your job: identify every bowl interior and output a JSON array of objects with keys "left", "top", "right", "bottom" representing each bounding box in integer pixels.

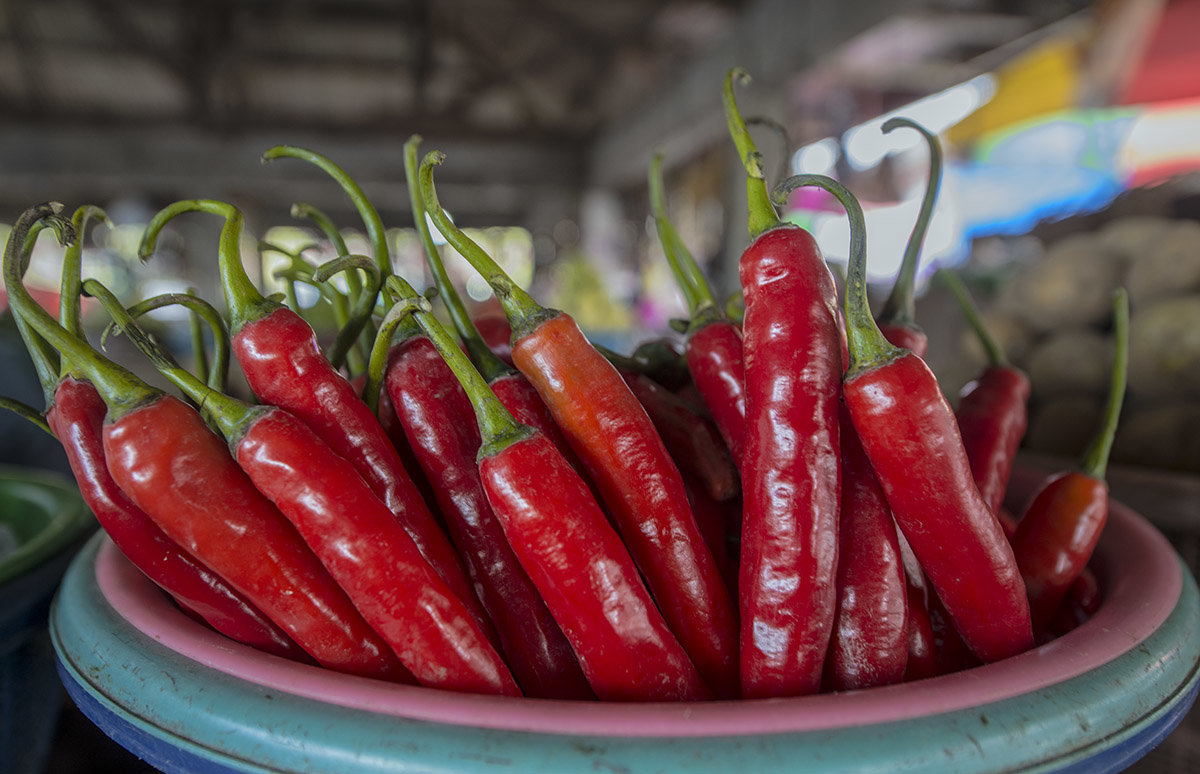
[
  {"left": 0, "top": 466, "right": 92, "bottom": 587},
  {"left": 92, "top": 466, "right": 1183, "bottom": 738}
]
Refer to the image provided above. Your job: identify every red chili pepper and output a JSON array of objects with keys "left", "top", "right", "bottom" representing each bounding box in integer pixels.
[
  {"left": 874, "top": 117, "right": 943, "bottom": 358},
  {"left": 382, "top": 285, "right": 709, "bottom": 702},
  {"left": 473, "top": 313, "right": 514, "bottom": 366},
  {"left": 725, "top": 69, "right": 842, "bottom": 698},
  {"left": 940, "top": 269, "right": 1032, "bottom": 521},
  {"left": 650, "top": 152, "right": 747, "bottom": 463},
  {"left": 826, "top": 405, "right": 909, "bottom": 691},
  {"left": 3, "top": 205, "right": 307, "bottom": 661},
  {"left": 616, "top": 366, "right": 739, "bottom": 503},
  {"left": 420, "top": 152, "right": 738, "bottom": 699},
  {"left": 781, "top": 173, "right": 1033, "bottom": 664},
  {"left": 5, "top": 212, "right": 406, "bottom": 681},
  {"left": 136, "top": 199, "right": 488, "bottom": 636},
  {"left": 91, "top": 279, "right": 519, "bottom": 695},
  {"left": 1011, "top": 289, "right": 1128, "bottom": 638}
]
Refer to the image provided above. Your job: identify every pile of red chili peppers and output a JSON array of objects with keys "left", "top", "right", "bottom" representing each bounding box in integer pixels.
[{"left": 0, "top": 67, "right": 1129, "bottom": 702}]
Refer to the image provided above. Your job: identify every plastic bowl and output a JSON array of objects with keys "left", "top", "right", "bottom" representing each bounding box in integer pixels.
[
  {"left": 51, "top": 467, "right": 1200, "bottom": 773},
  {"left": 0, "top": 466, "right": 94, "bottom": 774}
]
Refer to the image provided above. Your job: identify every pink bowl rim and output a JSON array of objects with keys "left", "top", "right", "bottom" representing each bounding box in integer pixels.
[{"left": 96, "top": 485, "right": 1182, "bottom": 738}]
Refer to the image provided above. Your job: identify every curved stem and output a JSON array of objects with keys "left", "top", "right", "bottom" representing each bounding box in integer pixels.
[
  {"left": 139, "top": 199, "right": 276, "bottom": 333},
  {"left": 649, "top": 151, "right": 715, "bottom": 316},
  {"left": 404, "top": 135, "right": 510, "bottom": 383},
  {"left": 1081, "top": 288, "right": 1129, "bottom": 481},
  {"left": 0, "top": 395, "right": 53, "bottom": 436},
  {"left": 4, "top": 203, "right": 157, "bottom": 417},
  {"left": 723, "top": 67, "right": 779, "bottom": 239},
  {"left": 312, "top": 253, "right": 381, "bottom": 372},
  {"left": 362, "top": 282, "right": 422, "bottom": 416},
  {"left": 100, "top": 291, "right": 232, "bottom": 394},
  {"left": 262, "top": 146, "right": 393, "bottom": 284},
  {"left": 746, "top": 115, "right": 792, "bottom": 191},
  {"left": 937, "top": 269, "right": 1006, "bottom": 367},
  {"left": 877, "top": 117, "right": 943, "bottom": 329},
  {"left": 383, "top": 276, "right": 528, "bottom": 457},
  {"left": 290, "top": 201, "right": 377, "bottom": 356},
  {"left": 11, "top": 220, "right": 62, "bottom": 401},
  {"left": 60, "top": 205, "right": 110, "bottom": 339},
  {"left": 83, "top": 278, "right": 255, "bottom": 444},
  {"left": 186, "top": 288, "right": 211, "bottom": 388},
  {"left": 418, "top": 150, "right": 550, "bottom": 337},
  {"left": 773, "top": 174, "right": 900, "bottom": 375}
]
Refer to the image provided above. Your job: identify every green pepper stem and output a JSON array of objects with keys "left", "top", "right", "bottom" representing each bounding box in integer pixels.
[
  {"left": 773, "top": 174, "right": 901, "bottom": 375},
  {"left": 404, "top": 135, "right": 511, "bottom": 383},
  {"left": 418, "top": 150, "right": 552, "bottom": 339},
  {"left": 746, "top": 115, "right": 793, "bottom": 191},
  {"left": 262, "top": 146, "right": 393, "bottom": 284},
  {"left": 311, "top": 253, "right": 381, "bottom": 373},
  {"left": 649, "top": 151, "right": 716, "bottom": 317},
  {"left": 139, "top": 199, "right": 277, "bottom": 333},
  {"left": 1081, "top": 288, "right": 1129, "bottom": 481},
  {"left": 723, "top": 68, "right": 779, "bottom": 239},
  {"left": 382, "top": 276, "right": 529, "bottom": 458},
  {"left": 4, "top": 204, "right": 158, "bottom": 418},
  {"left": 11, "top": 220, "right": 63, "bottom": 402},
  {"left": 99, "top": 290, "right": 231, "bottom": 394},
  {"left": 877, "top": 117, "right": 943, "bottom": 329},
  {"left": 186, "top": 288, "right": 211, "bottom": 388},
  {"left": 290, "top": 201, "right": 377, "bottom": 360},
  {"left": 937, "top": 269, "right": 1007, "bottom": 367},
  {"left": 60, "top": 205, "right": 110, "bottom": 340},
  {"left": 83, "top": 278, "right": 260, "bottom": 445},
  {"left": 0, "top": 396, "right": 53, "bottom": 436},
  {"left": 362, "top": 282, "right": 422, "bottom": 416}
]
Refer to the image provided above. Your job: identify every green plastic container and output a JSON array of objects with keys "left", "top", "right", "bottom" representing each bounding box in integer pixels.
[{"left": 0, "top": 466, "right": 94, "bottom": 774}]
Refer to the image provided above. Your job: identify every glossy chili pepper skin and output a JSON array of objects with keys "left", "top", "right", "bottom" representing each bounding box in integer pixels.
[
  {"left": 46, "top": 376, "right": 306, "bottom": 661},
  {"left": 103, "top": 394, "right": 408, "bottom": 680},
  {"left": 1010, "top": 471, "right": 1108, "bottom": 637},
  {"left": 235, "top": 405, "right": 520, "bottom": 696},
  {"left": 233, "top": 306, "right": 484, "bottom": 625},
  {"left": 489, "top": 370, "right": 594, "bottom": 489},
  {"left": 685, "top": 320, "right": 747, "bottom": 464},
  {"left": 617, "top": 366, "right": 739, "bottom": 503},
  {"left": 827, "top": 406, "right": 908, "bottom": 691},
  {"left": 386, "top": 335, "right": 590, "bottom": 699},
  {"left": 512, "top": 312, "right": 739, "bottom": 700},
  {"left": 844, "top": 351, "right": 1033, "bottom": 663},
  {"left": 738, "top": 224, "right": 842, "bottom": 699},
  {"left": 957, "top": 365, "right": 1032, "bottom": 518},
  {"left": 479, "top": 431, "right": 710, "bottom": 702}
]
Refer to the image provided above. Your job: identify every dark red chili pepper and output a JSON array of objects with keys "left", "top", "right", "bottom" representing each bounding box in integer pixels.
[
  {"left": 650, "top": 151, "right": 747, "bottom": 464},
  {"left": 92, "top": 278, "right": 520, "bottom": 696},
  {"left": 136, "top": 199, "right": 488, "bottom": 635},
  {"left": 1049, "top": 568, "right": 1102, "bottom": 637},
  {"left": 4, "top": 207, "right": 406, "bottom": 681},
  {"left": 874, "top": 117, "right": 943, "bottom": 358},
  {"left": 382, "top": 283, "right": 709, "bottom": 702},
  {"left": 1012, "top": 289, "right": 1127, "bottom": 639},
  {"left": 473, "top": 313, "right": 514, "bottom": 365},
  {"left": 780, "top": 173, "right": 1033, "bottom": 664},
  {"left": 940, "top": 268, "right": 1032, "bottom": 521},
  {"left": 826, "top": 405, "right": 909, "bottom": 691},
  {"left": 420, "top": 151, "right": 738, "bottom": 700},
  {"left": 725, "top": 69, "right": 842, "bottom": 698},
  {"left": 402, "top": 135, "right": 584, "bottom": 475},
  {"left": 615, "top": 365, "right": 739, "bottom": 503}
]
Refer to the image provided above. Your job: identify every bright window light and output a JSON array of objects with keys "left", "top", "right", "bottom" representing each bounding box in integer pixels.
[{"left": 844, "top": 74, "right": 997, "bottom": 170}]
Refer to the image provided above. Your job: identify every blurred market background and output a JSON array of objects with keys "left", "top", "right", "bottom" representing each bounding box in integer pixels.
[{"left": 1, "top": 0, "right": 1199, "bottom": 771}]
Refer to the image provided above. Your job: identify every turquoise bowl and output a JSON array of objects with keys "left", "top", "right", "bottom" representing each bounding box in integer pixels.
[
  {"left": 0, "top": 466, "right": 94, "bottom": 774},
  {"left": 51, "top": 468, "right": 1200, "bottom": 773}
]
